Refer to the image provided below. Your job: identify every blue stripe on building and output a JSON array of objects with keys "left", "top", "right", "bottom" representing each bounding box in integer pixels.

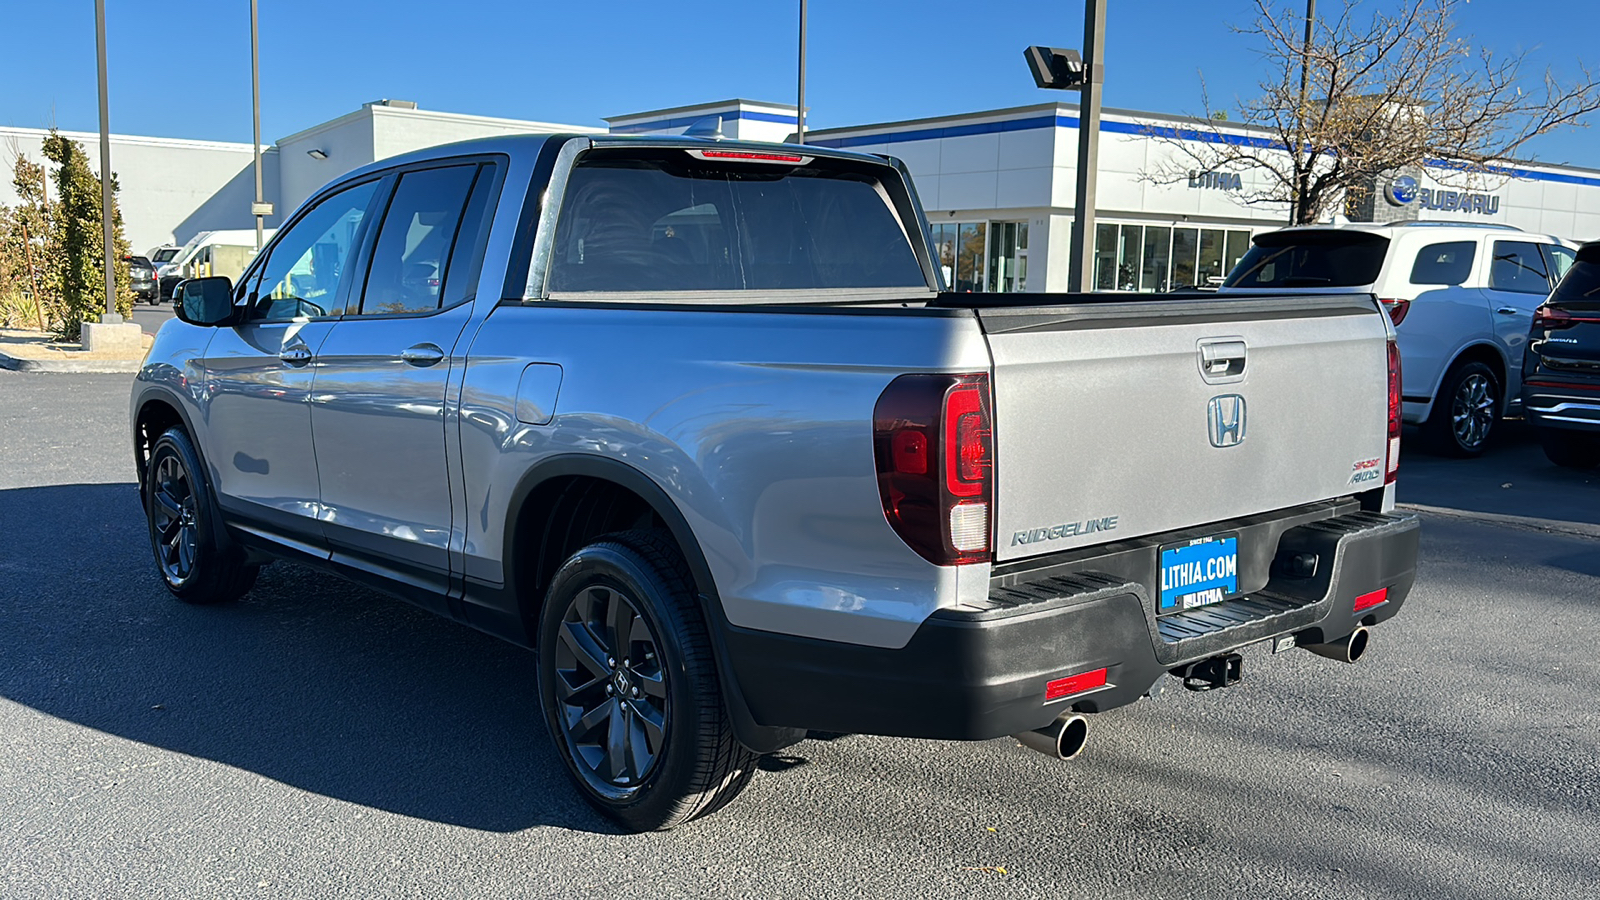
[{"left": 808, "top": 116, "right": 1598, "bottom": 187}]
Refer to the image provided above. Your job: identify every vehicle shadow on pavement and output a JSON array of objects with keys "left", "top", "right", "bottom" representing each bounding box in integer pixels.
[
  {"left": 1397, "top": 421, "right": 1600, "bottom": 528},
  {"left": 0, "top": 482, "right": 621, "bottom": 835}
]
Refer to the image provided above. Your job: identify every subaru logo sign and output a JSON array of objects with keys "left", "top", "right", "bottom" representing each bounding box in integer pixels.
[
  {"left": 1208, "top": 395, "right": 1247, "bottom": 448},
  {"left": 1386, "top": 175, "right": 1419, "bottom": 206}
]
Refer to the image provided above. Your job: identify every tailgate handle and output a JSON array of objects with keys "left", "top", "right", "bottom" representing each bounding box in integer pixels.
[{"left": 1198, "top": 339, "right": 1247, "bottom": 381}]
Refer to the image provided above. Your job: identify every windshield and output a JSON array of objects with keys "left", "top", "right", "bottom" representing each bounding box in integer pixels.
[
  {"left": 548, "top": 150, "right": 927, "bottom": 295},
  {"left": 1223, "top": 231, "right": 1389, "bottom": 289}
]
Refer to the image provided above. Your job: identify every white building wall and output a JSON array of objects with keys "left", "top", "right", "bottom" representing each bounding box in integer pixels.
[{"left": 0, "top": 126, "right": 262, "bottom": 254}]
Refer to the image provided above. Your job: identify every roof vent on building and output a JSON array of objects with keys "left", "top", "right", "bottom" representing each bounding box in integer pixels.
[{"left": 366, "top": 99, "right": 418, "bottom": 109}]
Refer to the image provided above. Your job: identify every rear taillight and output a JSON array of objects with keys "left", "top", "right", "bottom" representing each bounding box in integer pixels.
[
  {"left": 1385, "top": 340, "right": 1402, "bottom": 485},
  {"left": 1533, "top": 305, "right": 1600, "bottom": 329},
  {"left": 874, "top": 373, "right": 994, "bottom": 565},
  {"left": 1380, "top": 298, "right": 1411, "bottom": 326}
]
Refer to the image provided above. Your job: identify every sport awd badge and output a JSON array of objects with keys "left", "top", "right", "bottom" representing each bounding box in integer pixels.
[{"left": 1207, "top": 394, "right": 1246, "bottom": 448}]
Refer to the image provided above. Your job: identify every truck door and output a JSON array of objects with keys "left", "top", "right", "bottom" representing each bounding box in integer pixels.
[
  {"left": 308, "top": 162, "right": 498, "bottom": 615},
  {"left": 198, "top": 178, "right": 380, "bottom": 541}
]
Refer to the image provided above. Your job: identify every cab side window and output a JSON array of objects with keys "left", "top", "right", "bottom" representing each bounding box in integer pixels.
[
  {"left": 355, "top": 165, "right": 482, "bottom": 316},
  {"left": 1409, "top": 241, "right": 1475, "bottom": 286},
  {"left": 1489, "top": 240, "right": 1552, "bottom": 294},
  {"left": 250, "top": 180, "right": 379, "bottom": 319}
]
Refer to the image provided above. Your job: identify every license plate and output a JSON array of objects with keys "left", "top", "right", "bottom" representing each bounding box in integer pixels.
[{"left": 1159, "top": 535, "right": 1238, "bottom": 612}]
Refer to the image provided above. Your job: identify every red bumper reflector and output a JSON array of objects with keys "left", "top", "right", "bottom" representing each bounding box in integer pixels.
[
  {"left": 1353, "top": 587, "right": 1388, "bottom": 613},
  {"left": 1046, "top": 667, "right": 1108, "bottom": 700}
]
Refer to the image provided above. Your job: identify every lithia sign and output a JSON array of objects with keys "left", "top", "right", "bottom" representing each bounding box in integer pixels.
[{"left": 1386, "top": 174, "right": 1501, "bottom": 215}]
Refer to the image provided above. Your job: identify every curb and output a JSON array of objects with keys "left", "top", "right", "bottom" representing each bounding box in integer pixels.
[
  {"left": 0, "top": 350, "right": 141, "bottom": 374},
  {"left": 1398, "top": 502, "right": 1600, "bottom": 540}
]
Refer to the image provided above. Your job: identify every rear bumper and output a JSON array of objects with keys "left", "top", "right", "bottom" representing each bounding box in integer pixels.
[
  {"left": 724, "top": 504, "right": 1419, "bottom": 741},
  {"left": 1523, "top": 386, "right": 1600, "bottom": 434}
]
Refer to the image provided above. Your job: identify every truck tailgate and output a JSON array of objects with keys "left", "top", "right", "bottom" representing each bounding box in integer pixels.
[{"left": 975, "top": 294, "right": 1391, "bottom": 563}]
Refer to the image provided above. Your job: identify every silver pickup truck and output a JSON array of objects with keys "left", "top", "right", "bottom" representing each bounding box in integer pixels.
[{"left": 131, "top": 133, "right": 1419, "bottom": 831}]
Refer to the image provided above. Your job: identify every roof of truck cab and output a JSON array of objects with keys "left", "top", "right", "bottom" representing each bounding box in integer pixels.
[{"left": 337, "top": 131, "right": 903, "bottom": 182}]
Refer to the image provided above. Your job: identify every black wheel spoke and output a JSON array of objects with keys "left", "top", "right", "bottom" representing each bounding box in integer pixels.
[
  {"left": 605, "top": 701, "right": 632, "bottom": 782},
  {"left": 638, "top": 668, "right": 666, "bottom": 700},
  {"left": 633, "top": 701, "right": 665, "bottom": 752},
  {"left": 606, "top": 592, "right": 636, "bottom": 658},
  {"left": 559, "top": 620, "right": 611, "bottom": 679},
  {"left": 152, "top": 488, "right": 182, "bottom": 522}
]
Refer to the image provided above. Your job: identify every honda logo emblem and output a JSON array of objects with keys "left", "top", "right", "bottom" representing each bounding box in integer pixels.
[{"left": 1208, "top": 394, "right": 1246, "bottom": 448}]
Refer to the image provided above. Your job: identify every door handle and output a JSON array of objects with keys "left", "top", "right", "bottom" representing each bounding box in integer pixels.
[
  {"left": 1495, "top": 307, "right": 1520, "bottom": 315},
  {"left": 1198, "top": 339, "right": 1247, "bottom": 382},
  {"left": 279, "top": 345, "right": 312, "bottom": 365},
  {"left": 401, "top": 343, "right": 445, "bottom": 367}
]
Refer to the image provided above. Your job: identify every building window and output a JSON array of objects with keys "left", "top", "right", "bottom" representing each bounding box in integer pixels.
[
  {"left": 931, "top": 222, "right": 987, "bottom": 292},
  {"left": 987, "top": 221, "right": 1028, "bottom": 292},
  {"left": 1094, "top": 223, "right": 1255, "bottom": 292}
]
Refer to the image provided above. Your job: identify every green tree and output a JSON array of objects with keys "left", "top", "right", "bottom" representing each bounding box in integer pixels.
[{"left": 41, "top": 130, "right": 131, "bottom": 338}]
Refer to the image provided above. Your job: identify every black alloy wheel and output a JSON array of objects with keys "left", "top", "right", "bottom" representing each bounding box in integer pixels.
[
  {"left": 143, "top": 427, "right": 258, "bottom": 604},
  {"left": 149, "top": 452, "right": 200, "bottom": 587},
  {"left": 537, "top": 531, "right": 758, "bottom": 831},
  {"left": 552, "top": 582, "right": 670, "bottom": 791},
  {"left": 1425, "top": 361, "right": 1500, "bottom": 457}
]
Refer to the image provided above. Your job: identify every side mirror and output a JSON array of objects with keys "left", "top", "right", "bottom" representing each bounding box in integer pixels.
[{"left": 173, "top": 276, "right": 236, "bottom": 327}]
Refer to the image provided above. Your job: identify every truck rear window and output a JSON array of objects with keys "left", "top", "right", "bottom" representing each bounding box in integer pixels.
[
  {"left": 1222, "top": 231, "right": 1389, "bottom": 289},
  {"left": 548, "top": 151, "right": 927, "bottom": 295}
]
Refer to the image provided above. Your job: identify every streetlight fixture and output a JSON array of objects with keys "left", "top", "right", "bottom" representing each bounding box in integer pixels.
[{"left": 1025, "top": 0, "right": 1105, "bottom": 293}]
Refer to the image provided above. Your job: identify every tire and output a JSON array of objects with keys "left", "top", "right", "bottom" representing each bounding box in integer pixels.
[
  {"left": 1423, "top": 361, "right": 1500, "bottom": 457},
  {"left": 537, "top": 530, "right": 758, "bottom": 831},
  {"left": 1538, "top": 429, "right": 1600, "bottom": 469},
  {"left": 144, "top": 427, "right": 258, "bottom": 604}
]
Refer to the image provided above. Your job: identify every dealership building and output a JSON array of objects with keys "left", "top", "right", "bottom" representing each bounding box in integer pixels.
[{"left": 4, "top": 96, "right": 1599, "bottom": 293}]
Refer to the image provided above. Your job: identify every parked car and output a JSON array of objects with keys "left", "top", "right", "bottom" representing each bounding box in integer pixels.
[
  {"left": 157, "top": 230, "right": 272, "bottom": 299},
  {"left": 1220, "top": 222, "right": 1575, "bottom": 456},
  {"left": 132, "top": 133, "right": 1419, "bottom": 831},
  {"left": 146, "top": 244, "right": 183, "bottom": 266},
  {"left": 1522, "top": 241, "right": 1600, "bottom": 468},
  {"left": 126, "top": 255, "right": 158, "bottom": 303}
]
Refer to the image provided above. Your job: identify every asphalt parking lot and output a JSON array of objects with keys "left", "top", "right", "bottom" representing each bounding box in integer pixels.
[{"left": 1, "top": 369, "right": 1597, "bottom": 899}]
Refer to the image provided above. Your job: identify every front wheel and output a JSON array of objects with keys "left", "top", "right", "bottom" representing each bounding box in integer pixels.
[
  {"left": 144, "top": 427, "right": 258, "bottom": 604},
  {"left": 1538, "top": 429, "right": 1600, "bottom": 469},
  {"left": 1424, "top": 361, "right": 1500, "bottom": 457},
  {"left": 537, "top": 531, "right": 758, "bottom": 831}
]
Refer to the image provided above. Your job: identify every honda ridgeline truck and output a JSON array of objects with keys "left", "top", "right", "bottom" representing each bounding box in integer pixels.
[{"left": 132, "top": 133, "right": 1420, "bottom": 831}]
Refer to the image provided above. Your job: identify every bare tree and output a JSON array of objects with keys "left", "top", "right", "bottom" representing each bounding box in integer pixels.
[{"left": 1145, "top": 0, "right": 1600, "bottom": 224}]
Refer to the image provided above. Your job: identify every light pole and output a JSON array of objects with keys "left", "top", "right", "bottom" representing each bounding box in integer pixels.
[
  {"left": 1024, "top": 0, "right": 1105, "bottom": 293},
  {"left": 250, "top": 0, "right": 270, "bottom": 249},
  {"left": 797, "top": 0, "right": 807, "bottom": 143},
  {"left": 1290, "top": 0, "right": 1316, "bottom": 225},
  {"left": 94, "top": 0, "right": 117, "bottom": 320}
]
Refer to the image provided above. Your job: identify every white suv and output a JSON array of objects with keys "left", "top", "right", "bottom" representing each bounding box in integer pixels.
[{"left": 1221, "top": 223, "right": 1575, "bottom": 456}]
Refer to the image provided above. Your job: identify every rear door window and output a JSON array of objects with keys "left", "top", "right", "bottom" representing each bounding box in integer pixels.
[
  {"left": 1222, "top": 232, "right": 1389, "bottom": 288},
  {"left": 548, "top": 150, "right": 927, "bottom": 295},
  {"left": 1409, "top": 241, "right": 1475, "bottom": 286},
  {"left": 1542, "top": 244, "right": 1576, "bottom": 286},
  {"left": 1488, "top": 241, "right": 1552, "bottom": 294},
  {"left": 356, "top": 164, "right": 480, "bottom": 316}
]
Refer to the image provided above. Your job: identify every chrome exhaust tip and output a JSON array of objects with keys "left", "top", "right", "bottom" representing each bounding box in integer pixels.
[
  {"left": 1014, "top": 714, "right": 1090, "bottom": 760},
  {"left": 1303, "top": 624, "right": 1370, "bottom": 664}
]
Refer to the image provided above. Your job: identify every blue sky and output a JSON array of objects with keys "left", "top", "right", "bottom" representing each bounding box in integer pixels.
[{"left": 5, "top": 1, "right": 1599, "bottom": 167}]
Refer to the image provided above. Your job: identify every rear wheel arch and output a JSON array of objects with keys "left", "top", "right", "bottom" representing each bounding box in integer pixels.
[{"left": 502, "top": 455, "right": 803, "bottom": 755}]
